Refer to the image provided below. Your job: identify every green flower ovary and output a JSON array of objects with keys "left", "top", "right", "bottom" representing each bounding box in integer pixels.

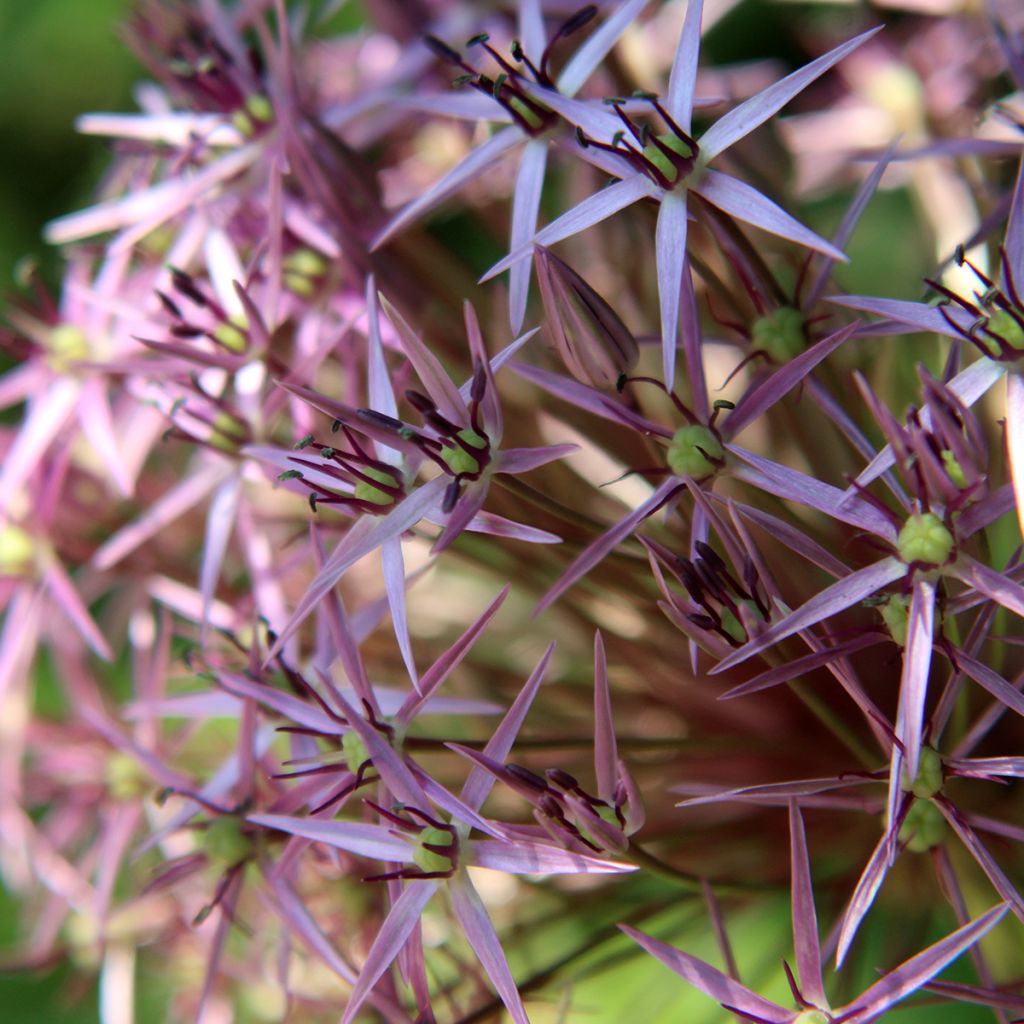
[
  {"left": 752, "top": 306, "right": 805, "bottom": 362},
  {"left": 204, "top": 816, "right": 254, "bottom": 868},
  {"left": 341, "top": 729, "right": 370, "bottom": 769},
  {"left": 897, "top": 512, "right": 954, "bottom": 567},
  {"left": 412, "top": 827, "right": 457, "bottom": 874},
  {"left": 642, "top": 131, "right": 695, "bottom": 186},
  {"left": 666, "top": 424, "right": 724, "bottom": 478},
  {"left": 879, "top": 593, "right": 911, "bottom": 646},
  {"left": 940, "top": 449, "right": 968, "bottom": 489},
  {"left": 440, "top": 429, "right": 489, "bottom": 476},
  {"left": 353, "top": 465, "right": 400, "bottom": 507},
  {"left": 794, "top": 1011, "right": 831, "bottom": 1024},
  {"left": 898, "top": 798, "right": 945, "bottom": 853},
  {"left": 105, "top": 752, "right": 150, "bottom": 801},
  {"left": 47, "top": 324, "right": 91, "bottom": 372},
  {"left": 283, "top": 249, "right": 328, "bottom": 296},
  {"left": 213, "top": 316, "right": 249, "bottom": 354},
  {"left": 901, "top": 746, "right": 943, "bottom": 799},
  {"left": 977, "top": 309, "right": 1024, "bottom": 358},
  {"left": 0, "top": 525, "right": 35, "bottom": 576}
]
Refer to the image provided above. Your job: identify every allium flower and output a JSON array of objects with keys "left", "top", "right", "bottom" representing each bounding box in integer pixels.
[
  {"left": 623, "top": 803, "right": 1009, "bottom": 1024},
  {"left": 485, "top": 0, "right": 878, "bottom": 385}
]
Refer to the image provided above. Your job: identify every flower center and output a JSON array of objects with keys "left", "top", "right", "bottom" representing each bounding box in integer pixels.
[
  {"left": 412, "top": 826, "right": 458, "bottom": 874},
  {"left": 0, "top": 524, "right": 35, "bottom": 576},
  {"left": 440, "top": 428, "right": 490, "bottom": 477},
  {"left": 203, "top": 816, "right": 254, "bottom": 868},
  {"left": 641, "top": 130, "right": 697, "bottom": 186},
  {"left": 666, "top": 424, "right": 725, "bottom": 479},
  {"left": 46, "top": 324, "right": 91, "bottom": 373},
  {"left": 898, "top": 798, "right": 945, "bottom": 853},
  {"left": 896, "top": 512, "right": 954, "bottom": 567},
  {"left": 901, "top": 746, "right": 943, "bottom": 799},
  {"left": 341, "top": 729, "right": 370, "bottom": 769},
  {"left": 794, "top": 1011, "right": 831, "bottom": 1024},
  {"left": 752, "top": 306, "right": 805, "bottom": 362},
  {"left": 353, "top": 465, "right": 401, "bottom": 507}
]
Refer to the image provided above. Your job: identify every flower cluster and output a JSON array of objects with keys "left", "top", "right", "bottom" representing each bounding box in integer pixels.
[{"left": 1, "top": 1, "right": 1021, "bottom": 1022}]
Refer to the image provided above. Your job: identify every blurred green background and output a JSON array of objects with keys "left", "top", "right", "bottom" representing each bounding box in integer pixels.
[{"left": 0, "top": 0, "right": 135, "bottom": 293}]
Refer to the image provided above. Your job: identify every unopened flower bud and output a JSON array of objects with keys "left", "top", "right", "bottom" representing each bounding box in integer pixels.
[{"left": 535, "top": 247, "right": 638, "bottom": 388}]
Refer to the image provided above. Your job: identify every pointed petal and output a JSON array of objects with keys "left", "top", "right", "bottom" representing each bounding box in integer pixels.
[
  {"left": 481, "top": 176, "right": 657, "bottom": 282},
  {"left": 433, "top": 482, "right": 488, "bottom": 554},
  {"left": 449, "top": 873, "right": 529, "bottom": 1024},
  {"left": 788, "top": 801, "right": 826, "bottom": 1007},
  {"left": 620, "top": 927, "right": 790, "bottom": 1022},
  {"left": 726, "top": 322, "right": 859, "bottom": 437},
  {"left": 460, "top": 642, "right": 554, "bottom": 813},
  {"left": 952, "top": 652, "right": 1024, "bottom": 720},
  {"left": 847, "top": 904, "right": 1008, "bottom": 1022},
  {"left": 380, "top": 296, "right": 469, "bottom": 424},
  {"left": 836, "top": 827, "right": 897, "bottom": 967},
  {"left": 535, "top": 477, "right": 681, "bottom": 614},
  {"left": 557, "top": 0, "right": 651, "bottom": 98},
  {"left": 267, "top": 478, "right": 446, "bottom": 661},
  {"left": 248, "top": 814, "right": 410, "bottom": 861},
  {"left": 509, "top": 140, "right": 548, "bottom": 333},
  {"left": 366, "top": 278, "right": 399, "bottom": 422},
  {"left": 42, "top": 561, "right": 113, "bottom": 661},
  {"left": 1005, "top": 371, "right": 1024, "bottom": 541},
  {"left": 518, "top": 0, "right": 545, "bottom": 58},
  {"left": 1006, "top": 159, "right": 1024, "bottom": 283},
  {"left": 371, "top": 128, "right": 521, "bottom": 249},
  {"left": 382, "top": 537, "right": 417, "bottom": 689},
  {"left": 471, "top": 838, "right": 635, "bottom": 875},
  {"left": 711, "top": 557, "right": 905, "bottom": 675},
  {"left": 950, "top": 555, "right": 1024, "bottom": 619},
  {"left": 656, "top": 192, "right": 689, "bottom": 390},
  {"left": 896, "top": 578, "right": 936, "bottom": 785},
  {"left": 199, "top": 474, "right": 241, "bottom": 631},
  {"left": 678, "top": 255, "right": 708, "bottom": 419},
  {"left": 829, "top": 295, "right": 968, "bottom": 337},
  {"left": 693, "top": 170, "right": 845, "bottom": 261},
  {"left": 698, "top": 27, "right": 881, "bottom": 160},
  {"left": 340, "top": 881, "right": 439, "bottom": 1024},
  {"left": 666, "top": 0, "right": 704, "bottom": 130},
  {"left": 593, "top": 631, "right": 617, "bottom": 804},
  {"left": 398, "top": 585, "right": 510, "bottom": 726},
  {"left": 498, "top": 443, "right": 578, "bottom": 474}
]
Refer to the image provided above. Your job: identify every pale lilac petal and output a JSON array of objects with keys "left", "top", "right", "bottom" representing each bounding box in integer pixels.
[
  {"left": 463, "top": 301, "right": 502, "bottom": 439},
  {"left": 829, "top": 295, "right": 969, "bottom": 337},
  {"left": 481, "top": 176, "right": 658, "bottom": 282},
  {"left": 676, "top": 775, "right": 869, "bottom": 809},
  {"left": 557, "top": 0, "right": 651, "bottom": 98},
  {"left": 693, "top": 170, "right": 845, "bottom": 261},
  {"left": 340, "top": 881, "right": 439, "bottom": 1024},
  {"left": 365, "top": 278, "right": 399, "bottom": 423},
  {"left": 725, "top": 322, "right": 859, "bottom": 437},
  {"left": 267, "top": 477, "right": 446, "bottom": 661},
  {"left": 729, "top": 446, "right": 897, "bottom": 540},
  {"left": 393, "top": 92, "right": 513, "bottom": 122},
  {"left": 199, "top": 474, "right": 241, "bottom": 630},
  {"left": 711, "top": 557, "right": 905, "bottom": 675},
  {"left": 946, "top": 756, "right": 1024, "bottom": 779},
  {"left": 380, "top": 296, "right": 470, "bottom": 424},
  {"left": 448, "top": 873, "right": 529, "bottom": 1024},
  {"left": 896, "top": 579, "right": 936, "bottom": 785},
  {"left": 679, "top": 257, "right": 708, "bottom": 419},
  {"left": 460, "top": 642, "right": 554, "bottom": 813},
  {"left": 76, "top": 380, "right": 132, "bottom": 497},
  {"left": 620, "top": 927, "right": 791, "bottom": 1022},
  {"left": 665, "top": 0, "right": 704, "bottom": 130},
  {"left": 433, "top": 483, "right": 488, "bottom": 553},
  {"left": 698, "top": 27, "right": 881, "bottom": 160},
  {"left": 951, "top": 555, "right": 1024, "bottom": 619},
  {"left": 718, "top": 635, "right": 884, "bottom": 701},
  {"left": 382, "top": 537, "right": 417, "bottom": 689},
  {"left": 952, "top": 652, "right": 1024, "bottom": 720},
  {"left": 42, "top": 561, "right": 113, "bottom": 661},
  {"left": 249, "top": 814, "right": 410, "bottom": 862},
  {"left": 76, "top": 110, "right": 242, "bottom": 147},
  {"left": 371, "top": 128, "right": 521, "bottom": 250},
  {"left": 656, "top": 192, "right": 689, "bottom": 390},
  {"left": 788, "top": 801, "right": 826, "bottom": 1007},
  {"left": 411, "top": 771, "right": 504, "bottom": 840},
  {"left": 536, "top": 477, "right": 682, "bottom": 614},
  {"left": 330, "top": 688, "right": 431, "bottom": 808},
  {"left": 398, "top": 585, "right": 510, "bottom": 726},
  {"left": 937, "top": 804, "right": 1024, "bottom": 921},
  {"left": 1006, "top": 159, "right": 1024, "bottom": 282},
  {"left": 836, "top": 827, "right": 896, "bottom": 967},
  {"left": 518, "top": 0, "right": 545, "bottom": 59},
  {"left": 498, "top": 443, "right": 578, "bottom": 474},
  {"left": 1005, "top": 372, "right": 1024, "bottom": 541},
  {"left": 508, "top": 141, "right": 548, "bottom": 333},
  {"left": 0, "top": 377, "right": 79, "bottom": 514},
  {"left": 471, "top": 840, "right": 635, "bottom": 874},
  {"left": 593, "top": 631, "right": 617, "bottom": 804},
  {"left": 93, "top": 460, "right": 228, "bottom": 571},
  {"left": 465, "top": 511, "right": 562, "bottom": 544},
  {"left": 516, "top": 82, "right": 626, "bottom": 141},
  {"left": 846, "top": 904, "right": 1008, "bottom": 1022}
]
